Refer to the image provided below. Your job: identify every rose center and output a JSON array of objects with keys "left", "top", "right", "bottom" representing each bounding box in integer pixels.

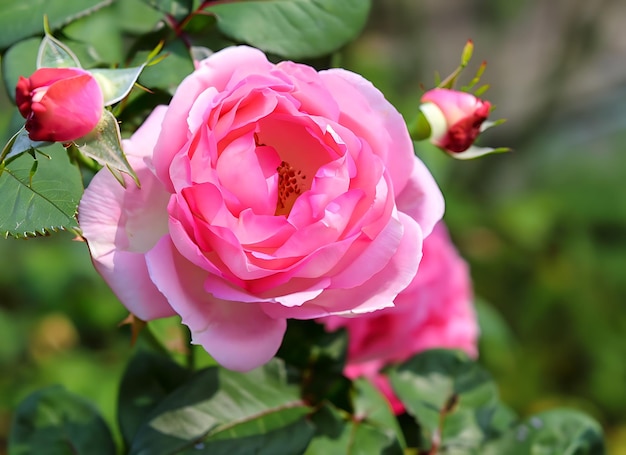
[{"left": 275, "top": 160, "right": 307, "bottom": 216}]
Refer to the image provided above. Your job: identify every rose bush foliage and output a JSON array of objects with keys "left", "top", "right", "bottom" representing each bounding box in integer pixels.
[
  {"left": 322, "top": 222, "right": 478, "bottom": 413},
  {"left": 78, "top": 46, "right": 444, "bottom": 371}
]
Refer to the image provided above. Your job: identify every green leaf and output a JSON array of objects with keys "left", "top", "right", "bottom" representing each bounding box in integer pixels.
[
  {"left": 483, "top": 409, "right": 606, "bottom": 455},
  {"left": 353, "top": 378, "right": 406, "bottom": 449},
  {"left": 304, "top": 404, "right": 403, "bottom": 455},
  {"left": 37, "top": 32, "right": 81, "bottom": 69},
  {"left": 204, "top": 0, "right": 372, "bottom": 59},
  {"left": 388, "top": 349, "right": 501, "bottom": 452},
  {"left": 0, "top": 145, "right": 82, "bottom": 238},
  {"left": 91, "top": 66, "right": 147, "bottom": 106},
  {"left": 0, "top": 0, "right": 114, "bottom": 51},
  {"left": 8, "top": 385, "right": 116, "bottom": 455},
  {"left": 118, "top": 349, "right": 191, "bottom": 447},
  {"left": 129, "top": 359, "right": 312, "bottom": 455},
  {"left": 74, "top": 110, "right": 139, "bottom": 186},
  {"left": 183, "top": 418, "right": 315, "bottom": 455},
  {"left": 2, "top": 38, "right": 40, "bottom": 102}
]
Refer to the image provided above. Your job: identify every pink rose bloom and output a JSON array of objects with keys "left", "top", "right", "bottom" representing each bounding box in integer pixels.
[
  {"left": 322, "top": 223, "right": 478, "bottom": 414},
  {"left": 420, "top": 88, "right": 492, "bottom": 158},
  {"left": 78, "top": 46, "right": 444, "bottom": 371},
  {"left": 16, "top": 67, "right": 104, "bottom": 142}
]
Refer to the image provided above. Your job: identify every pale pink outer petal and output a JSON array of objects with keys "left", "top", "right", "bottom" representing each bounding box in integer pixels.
[
  {"left": 319, "top": 68, "right": 415, "bottom": 195},
  {"left": 395, "top": 156, "right": 445, "bottom": 238},
  {"left": 145, "top": 236, "right": 287, "bottom": 372},
  {"left": 78, "top": 107, "right": 174, "bottom": 320}
]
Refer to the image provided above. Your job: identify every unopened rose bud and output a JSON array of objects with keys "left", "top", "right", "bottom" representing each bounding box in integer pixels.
[
  {"left": 420, "top": 88, "right": 491, "bottom": 155},
  {"left": 16, "top": 67, "right": 104, "bottom": 142}
]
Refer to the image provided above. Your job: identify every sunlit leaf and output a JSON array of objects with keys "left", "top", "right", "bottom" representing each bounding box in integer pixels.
[
  {"left": 388, "top": 349, "right": 502, "bottom": 452},
  {"left": 129, "top": 359, "right": 312, "bottom": 455},
  {"left": 304, "top": 404, "right": 403, "bottom": 455}
]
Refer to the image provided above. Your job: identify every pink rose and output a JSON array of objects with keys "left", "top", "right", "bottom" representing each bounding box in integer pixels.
[
  {"left": 16, "top": 67, "right": 104, "bottom": 142},
  {"left": 420, "top": 88, "right": 491, "bottom": 157},
  {"left": 78, "top": 46, "right": 444, "bottom": 371},
  {"left": 322, "top": 223, "right": 478, "bottom": 413}
]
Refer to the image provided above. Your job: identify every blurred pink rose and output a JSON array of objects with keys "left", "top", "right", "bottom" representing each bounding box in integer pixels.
[
  {"left": 78, "top": 46, "right": 444, "bottom": 371},
  {"left": 16, "top": 67, "right": 103, "bottom": 142},
  {"left": 322, "top": 223, "right": 478, "bottom": 413},
  {"left": 420, "top": 88, "right": 491, "bottom": 156}
]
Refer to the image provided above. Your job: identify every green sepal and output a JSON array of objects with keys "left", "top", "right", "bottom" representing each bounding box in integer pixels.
[
  {"left": 408, "top": 110, "right": 432, "bottom": 142},
  {"left": 37, "top": 18, "right": 81, "bottom": 68},
  {"left": 0, "top": 127, "right": 53, "bottom": 164},
  {"left": 74, "top": 110, "right": 139, "bottom": 187},
  {"left": 91, "top": 65, "right": 147, "bottom": 106}
]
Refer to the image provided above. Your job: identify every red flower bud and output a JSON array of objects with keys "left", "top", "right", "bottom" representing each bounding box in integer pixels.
[
  {"left": 15, "top": 67, "right": 104, "bottom": 142},
  {"left": 420, "top": 88, "right": 491, "bottom": 154}
]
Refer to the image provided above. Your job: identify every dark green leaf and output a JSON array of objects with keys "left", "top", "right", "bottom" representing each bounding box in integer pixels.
[
  {"left": 129, "top": 359, "right": 311, "bottom": 455},
  {"left": 74, "top": 110, "right": 139, "bottom": 186},
  {"left": 0, "top": 0, "right": 114, "bottom": 51},
  {"left": 118, "top": 349, "right": 191, "bottom": 447},
  {"left": 388, "top": 349, "right": 501, "bottom": 452},
  {"left": 483, "top": 409, "right": 606, "bottom": 455},
  {"left": 8, "top": 385, "right": 116, "bottom": 455},
  {"left": 305, "top": 403, "right": 403, "bottom": 455},
  {"left": 204, "top": 0, "right": 372, "bottom": 59},
  {"left": 181, "top": 417, "right": 315, "bottom": 455},
  {"left": 2, "top": 38, "right": 40, "bottom": 102},
  {"left": 0, "top": 145, "right": 82, "bottom": 238}
]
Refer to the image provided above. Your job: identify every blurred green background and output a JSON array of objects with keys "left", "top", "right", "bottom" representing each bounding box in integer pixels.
[{"left": 1, "top": 0, "right": 626, "bottom": 453}]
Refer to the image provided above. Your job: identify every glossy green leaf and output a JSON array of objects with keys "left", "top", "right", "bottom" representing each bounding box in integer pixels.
[
  {"left": 483, "top": 409, "right": 606, "bottom": 455},
  {"left": 388, "top": 349, "right": 501, "bottom": 452},
  {"left": 0, "top": 145, "right": 82, "bottom": 239},
  {"left": 129, "top": 359, "right": 312, "bottom": 455},
  {"left": 305, "top": 404, "right": 403, "bottom": 455},
  {"left": 0, "top": 0, "right": 114, "bottom": 51},
  {"left": 74, "top": 110, "right": 139, "bottom": 186},
  {"left": 8, "top": 385, "right": 116, "bottom": 455},
  {"left": 204, "top": 0, "right": 372, "bottom": 59},
  {"left": 118, "top": 349, "right": 191, "bottom": 447}
]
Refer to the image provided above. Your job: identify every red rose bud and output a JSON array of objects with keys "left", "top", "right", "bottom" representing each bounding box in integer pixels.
[
  {"left": 420, "top": 88, "right": 491, "bottom": 155},
  {"left": 16, "top": 67, "right": 104, "bottom": 142}
]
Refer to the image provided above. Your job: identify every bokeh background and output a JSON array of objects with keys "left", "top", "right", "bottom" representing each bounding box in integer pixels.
[{"left": 1, "top": 0, "right": 626, "bottom": 452}]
